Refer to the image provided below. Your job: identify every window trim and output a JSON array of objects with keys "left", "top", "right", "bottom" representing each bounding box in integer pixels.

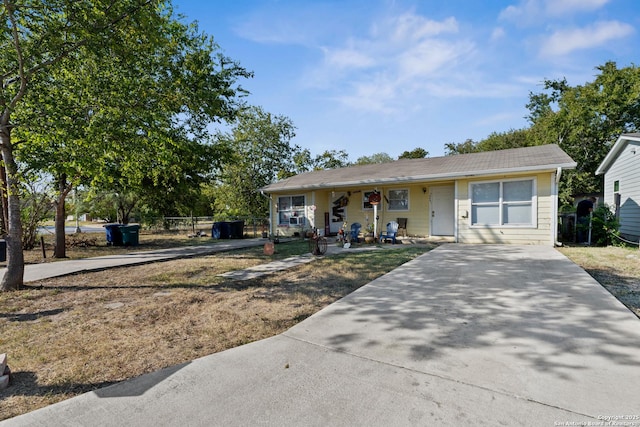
[
  {"left": 386, "top": 188, "right": 410, "bottom": 211},
  {"left": 469, "top": 178, "right": 537, "bottom": 228},
  {"left": 277, "top": 195, "right": 306, "bottom": 226}
]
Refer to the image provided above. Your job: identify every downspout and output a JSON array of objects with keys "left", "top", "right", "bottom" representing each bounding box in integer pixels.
[
  {"left": 259, "top": 190, "right": 272, "bottom": 238},
  {"left": 454, "top": 181, "right": 459, "bottom": 243},
  {"left": 553, "top": 167, "right": 562, "bottom": 246}
]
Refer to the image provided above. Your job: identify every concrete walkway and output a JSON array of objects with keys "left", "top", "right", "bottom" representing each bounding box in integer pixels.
[
  {"left": 218, "top": 243, "right": 382, "bottom": 280},
  {"left": 1, "top": 239, "right": 272, "bottom": 283},
  {"left": 3, "top": 244, "right": 640, "bottom": 426}
]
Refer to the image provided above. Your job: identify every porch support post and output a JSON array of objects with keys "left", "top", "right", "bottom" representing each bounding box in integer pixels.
[{"left": 373, "top": 204, "right": 378, "bottom": 237}]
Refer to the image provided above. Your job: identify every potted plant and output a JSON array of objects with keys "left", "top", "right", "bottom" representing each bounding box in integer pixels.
[{"left": 364, "top": 223, "right": 375, "bottom": 243}]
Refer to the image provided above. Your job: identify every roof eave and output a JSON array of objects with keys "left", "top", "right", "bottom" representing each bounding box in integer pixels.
[{"left": 596, "top": 134, "right": 640, "bottom": 175}]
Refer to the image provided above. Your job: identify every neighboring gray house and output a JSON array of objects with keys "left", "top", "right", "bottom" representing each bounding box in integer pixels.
[{"left": 596, "top": 133, "right": 640, "bottom": 243}]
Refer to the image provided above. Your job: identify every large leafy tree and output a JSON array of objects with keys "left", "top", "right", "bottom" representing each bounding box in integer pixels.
[
  {"left": 398, "top": 147, "right": 429, "bottom": 159},
  {"left": 526, "top": 62, "right": 640, "bottom": 204},
  {"left": 445, "top": 129, "right": 535, "bottom": 155},
  {"left": 355, "top": 152, "right": 394, "bottom": 165},
  {"left": 444, "top": 62, "right": 640, "bottom": 206},
  {"left": 211, "top": 106, "right": 296, "bottom": 220},
  {"left": 291, "top": 148, "right": 351, "bottom": 174},
  {"left": 0, "top": 1, "right": 250, "bottom": 288},
  {"left": 0, "top": 0, "right": 162, "bottom": 289}
]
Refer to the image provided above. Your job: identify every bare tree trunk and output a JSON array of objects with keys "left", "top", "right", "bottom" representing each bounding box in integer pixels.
[
  {"left": 0, "top": 132, "right": 24, "bottom": 291},
  {"left": 53, "top": 173, "right": 69, "bottom": 258},
  {"left": 0, "top": 163, "right": 8, "bottom": 235}
]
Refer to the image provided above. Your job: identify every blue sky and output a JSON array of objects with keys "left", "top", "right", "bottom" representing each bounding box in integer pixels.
[{"left": 172, "top": 0, "right": 639, "bottom": 160}]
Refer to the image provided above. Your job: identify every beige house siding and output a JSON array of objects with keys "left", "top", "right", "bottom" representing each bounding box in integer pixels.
[
  {"left": 269, "top": 172, "right": 559, "bottom": 245},
  {"left": 457, "top": 173, "right": 554, "bottom": 245},
  {"left": 272, "top": 184, "right": 436, "bottom": 238}
]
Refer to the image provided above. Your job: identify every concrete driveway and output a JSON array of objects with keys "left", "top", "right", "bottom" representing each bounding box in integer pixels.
[{"left": 3, "top": 244, "right": 640, "bottom": 426}]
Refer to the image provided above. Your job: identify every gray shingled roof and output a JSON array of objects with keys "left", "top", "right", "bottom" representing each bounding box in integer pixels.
[
  {"left": 596, "top": 133, "right": 640, "bottom": 175},
  {"left": 261, "top": 144, "right": 576, "bottom": 192}
]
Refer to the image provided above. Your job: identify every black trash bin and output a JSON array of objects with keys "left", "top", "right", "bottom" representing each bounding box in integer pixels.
[
  {"left": 104, "top": 224, "right": 123, "bottom": 246},
  {"left": 0, "top": 239, "right": 6, "bottom": 262},
  {"left": 120, "top": 224, "right": 140, "bottom": 246},
  {"left": 219, "top": 221, "right": 231, "bottom": 239},
  {"left": 229, "top": 220, "right": 245, "bottom": 239}
]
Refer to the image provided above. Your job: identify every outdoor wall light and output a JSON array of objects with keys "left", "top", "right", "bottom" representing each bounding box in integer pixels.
[{"left": 422, "top": 187, "right": 427, "bottom": 194}]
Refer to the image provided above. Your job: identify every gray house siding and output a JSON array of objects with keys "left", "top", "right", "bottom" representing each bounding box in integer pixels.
[{"left": 598, "top": 135, "right": 640, "bottom": 242}]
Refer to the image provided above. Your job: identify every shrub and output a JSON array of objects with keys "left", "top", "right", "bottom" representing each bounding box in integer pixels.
[{"left": 589, "top": 204, "right": 619, "bottom": 246}]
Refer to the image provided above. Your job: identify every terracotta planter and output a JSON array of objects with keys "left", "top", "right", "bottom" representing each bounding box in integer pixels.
[
  {"left": 263, "top": 241, "right": 275, "bottom": 255},
  {"left": 364, "top": 235, "right": 374, "bottom": 244}
]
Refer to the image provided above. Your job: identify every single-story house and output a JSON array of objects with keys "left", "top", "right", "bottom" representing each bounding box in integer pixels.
[
  {"left": 260, "top": 144, "right": 576, "bottom": 245},
  {"left": 595, "top": 133, "right": 640, "bottom": 243}
]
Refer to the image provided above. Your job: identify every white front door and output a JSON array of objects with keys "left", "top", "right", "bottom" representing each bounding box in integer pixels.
[
  {"left": 330, "top": 192, "right": 348, "bottom": 234},
  {"left": 430, "top": 185, "right": 455, "bottom": 236}
]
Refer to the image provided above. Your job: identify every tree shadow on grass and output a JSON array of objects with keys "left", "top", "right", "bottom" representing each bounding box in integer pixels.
[
  {"left": 585, "top": 267, "right": 640, "bottom": 317},
  {"left": 1, "top": 371, "right": 117, "bottom": 399},
  {"left": 0, "top": 308, "right": 67, "bottom": 322},
  {"left": 2, "top": 361, "right": 190, "bottom": 400}
]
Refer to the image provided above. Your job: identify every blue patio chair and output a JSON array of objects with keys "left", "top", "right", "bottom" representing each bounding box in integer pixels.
[
  {"left": 380, "top": 221, "right": 399, "bottom": 244},
  {"left": 350, "top": 222, "right": 361, "bottom": 243}
]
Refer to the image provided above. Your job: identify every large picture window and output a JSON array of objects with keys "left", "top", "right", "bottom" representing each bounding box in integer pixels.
[
  {"left": 278, "top": 195, "right": 306, "bottom": 226},
  {"left": 470, "top": 179, "right": 535, "bottom": 226},
  {"left": 387, "top": 189, "right": 409, "bottom": 211}
]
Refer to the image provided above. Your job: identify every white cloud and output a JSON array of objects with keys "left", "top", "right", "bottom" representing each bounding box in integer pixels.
[
  {"left": 323, "top": 46, "right": 375, "bottom": 70},
  {"left": 336, "top": 74, "right": 398, "bottom": 114},
  {"left": 540, "top": 20, "right": 634, "bottom": 56},
  {"left": 387, "top": 14, "right": 459, "bottom": 42},
  {"left": 397, "top": 39, "right": 474, "bottom": 80},
  {"left": 491, "top": 27, "right": 506, "bottom": 41},
  {"left": 310, "top": 12, "right": 477, "bottom": 114},
  {"left": 499, "top": 0, "right": 541, "bottom": 22},
  {"left": 499, "top": 0, "right": 611, "bottom": 23},
  {"left": 545, "top": 0, "right": 610, "bottom": 16}
]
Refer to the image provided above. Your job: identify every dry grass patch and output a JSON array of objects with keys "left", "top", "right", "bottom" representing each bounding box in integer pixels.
[
  {"left": 0, "top": 243, "right": 435, "bottom": 421},
  {"left": 559, "top": 245, "right": 640, "bottom": 317}
]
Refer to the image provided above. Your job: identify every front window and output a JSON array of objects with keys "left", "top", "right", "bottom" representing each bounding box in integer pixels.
[
  {"left": 470, "top": 179, "right": 535, "bottom": 226},
  {"left": 278, "top": 195, "right": 306, "bottom": 225},
  {"left": 387, "top": 189, "right": 409, "bottom": 211}
]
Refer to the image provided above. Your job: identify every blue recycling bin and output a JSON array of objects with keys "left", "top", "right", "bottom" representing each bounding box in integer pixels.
[
  {"left": 212, "top": 222, "right": 231, "bottom": 239},
  {"left": 211, "top": 222, "right": 221, "bottom": 239},
  {"left": 104, "top": 224, "right": 123, "bottom": 246}
]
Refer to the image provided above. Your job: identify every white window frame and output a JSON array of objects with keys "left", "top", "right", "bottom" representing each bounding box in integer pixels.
[
  {"left": 277, "top": 195, "right": 306, "bottom": 226},
  {"left": 469, "top": 178, "right": 537, "bottom": 228},
  {"left": 387, "top": 188, "right": 409, "bottom": 211}
]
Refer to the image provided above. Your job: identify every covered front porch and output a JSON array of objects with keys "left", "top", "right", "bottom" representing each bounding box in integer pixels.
[{"left": 270, "top": 182, "right": 456, "bottom": 241}]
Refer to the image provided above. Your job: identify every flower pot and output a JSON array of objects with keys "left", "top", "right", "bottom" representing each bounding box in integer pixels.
[{"left": 364, "top": 235, "right": 374, "bottom": 244}]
